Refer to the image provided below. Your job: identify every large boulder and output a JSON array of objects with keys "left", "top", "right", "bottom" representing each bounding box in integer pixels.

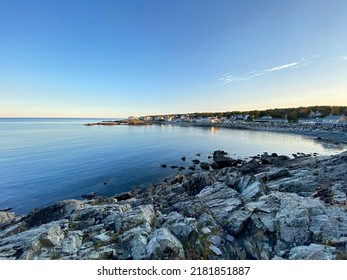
[
  {"left": 23, "top": 200, "right": 84, "bottom": 228},
  {"left": 211, "top": 157, "right": 238, "bottom": 169},
  {"left": 119, "top": 204, "right": 155, "bottom": 233},
  {"left": 146, "top": 228, "right": 185, "bottom": 259},
  {"left": 288, "top": 244, "right": 337, "bottom": 260},
  {"left": 267, "top": 168, "right": 289, "bottom": 181},
  {"left": 235, "top": 176, "right": 265, "bottom": 202},
  {"left": 182, "top": 172, "right": 215, "bottom": 196},
  {"left": 198, "top": 182, "right": 242, "bottom": 224},
  {"left": 117, "top": 223, "right": 152, "bottom": 260},
  {"left": 0, "top": 211, "right": 16, "bottom": 226},
  {"left": 242, "top": 191, "right": 347, "bottom": 258},
  {"left": 0, "top": 220, "right": 68, "bottom": 260}
]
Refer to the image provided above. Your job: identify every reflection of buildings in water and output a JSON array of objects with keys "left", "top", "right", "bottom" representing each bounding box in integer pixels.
[{"left": 210, "top": 127, "right": 218, "bottom": 135}]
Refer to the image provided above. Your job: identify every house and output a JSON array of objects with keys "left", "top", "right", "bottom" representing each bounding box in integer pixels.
[
  {"left": 180, "top": 115, "right": 192, "bottom": 122},
  {"left": 139, "top": 116, "right": 153, "bottom": 121},
  {"left": 153, "top": 116, "right": 164, "bottom": 121},
  {"left": 164, "top": 116, "right": 174, "bottom": 122},
  {"left": 128, "top": 116, "right": 138, "bottom": 121},
  {"left": 322, "top": 115, "right": 347, "bottom": 124},
  {"left": 209, "top": 117, "right": 220, "bottom": 124}
]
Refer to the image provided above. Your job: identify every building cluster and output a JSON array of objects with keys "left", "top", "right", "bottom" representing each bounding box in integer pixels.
[{"left": 132, "top": 111, "right": 347, "bottom": 126}]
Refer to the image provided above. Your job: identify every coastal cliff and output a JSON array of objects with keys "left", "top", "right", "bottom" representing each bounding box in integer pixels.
[{"left": 1, "top": 151, "right": 346, "bottom": 260}]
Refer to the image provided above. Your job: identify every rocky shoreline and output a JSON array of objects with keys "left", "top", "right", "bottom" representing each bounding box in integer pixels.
[{"left": 1, "top": 150, "right": 346, "bottom": 260}]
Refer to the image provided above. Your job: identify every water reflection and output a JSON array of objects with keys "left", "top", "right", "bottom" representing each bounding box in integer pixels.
[{"left": 210, "top": 127, "right": 218, "bottom": 135}]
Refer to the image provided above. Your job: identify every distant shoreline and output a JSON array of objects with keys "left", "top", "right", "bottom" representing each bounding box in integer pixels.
[
  {"left": 160, "top": 121, "right": 347, "bottom": 144},
  {"left": 97, "top": 119, "right": 347, "bottom": 145}
]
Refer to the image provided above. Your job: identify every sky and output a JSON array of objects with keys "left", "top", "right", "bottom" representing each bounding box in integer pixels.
[{"left": 1, "top": 0, "right": 347, "bottom": 118}]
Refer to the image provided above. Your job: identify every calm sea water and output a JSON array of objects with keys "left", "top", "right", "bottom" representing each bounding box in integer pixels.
[{"left": 0, "top": 118, "right": 346, "bottom": 214}]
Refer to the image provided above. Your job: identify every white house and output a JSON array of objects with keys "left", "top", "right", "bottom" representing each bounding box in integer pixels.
[
  {"left": 128, "top": 116, "right": 138, "bottom": 121},
  {"left": 164, "top": 116, "right": 174, "bottom": 122}
]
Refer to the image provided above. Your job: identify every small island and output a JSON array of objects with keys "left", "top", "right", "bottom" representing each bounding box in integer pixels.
[{"left": 84, "top": 117, "right": 153, "bottom": 126}]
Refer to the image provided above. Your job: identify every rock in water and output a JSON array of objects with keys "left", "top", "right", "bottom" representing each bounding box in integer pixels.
[
  {"left": 81, "top": 192, "right": 96, "bottom": 199},
  {"left": 200, "top": 162, "right": 210, "bottom": 171}
]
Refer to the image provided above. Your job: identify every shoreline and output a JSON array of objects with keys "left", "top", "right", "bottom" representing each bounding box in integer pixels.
[
  {"left": 1, "top": 150, "right": 346, "bottom": 260},
  {"left": 153, "top": 121, "right": 347, "bottom": 145}
]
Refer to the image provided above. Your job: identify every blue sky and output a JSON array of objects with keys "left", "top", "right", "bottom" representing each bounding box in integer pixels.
[{"left": 1, "top": 0, "right": 347, "bottom": 117}]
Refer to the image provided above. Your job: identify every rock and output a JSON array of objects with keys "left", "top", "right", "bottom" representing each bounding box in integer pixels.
[
  {"left": 213, "top": 150, "right": 228, "bottom": 158},
  {"left": 70, "top": 218, "right": 95, "bottom": 230},
  {"left": 188, "top": 166, "right": 196, "bottom": 170},
  {"left": 161, "top": 164, "right": 167, "bottom": 168},
  {"left": 174, "top": 174, "right": 186, "bottom": 184},
  {"left": 168, "top": 216, "right": 198, "bottom": 240},
  {"left": 0, "top": 220, "right": 68, "bottom": 259},
  {"left": 81, "top": 192, "right": 96, "bottom": 199},
  {"left": 1, "top": 150, "right": 347, "bottom": 260},
  {"left": 278, "top": 177, "right": 317, "bottom": 196},
  {"left": 23, "top": 200, "right": 83, "bottom": 228},
  {"left": 225, "top": 210, "right": 252, "bottom": 235},
  {"left": 266, "top": 168, "right": 317, "bottom": 196},
  {"left": 113, "top": 191, "right": 134, "bottom": 202},
  {"left": 119, "top": 204, "right": 155, "bottom": 233},
  {"left": 288, "top": 244, "right": 337, "bottom": 260},
  {"left": 209, "top": 235, "right": 222, "bottom": 247},
  {"left": 172, "top": 197, "right": 209, "bottom": 219},
  {"left": 198, "top": 183, "right": 242, "bottom": 224},
  {"left": 209, "top": 245, "right": 222, "bottom": 256},
  {"left": 181, "top": 157, "right": 186, "bottom": 161},
  {"left": 182, "top": 172, "right": 215, "bottom": 196},
  {"left": 226, "top": 235, "right": 235, "bottom": 243},
  {"left": 201, "top": 227, "right": 211, "bottom": 235},
  {"left": 198, "top": 213, "right": 218, "bottom": 228},
  {"left": 92, "top": 233, "right": 110, "bottom": 243},
  {"left": 212, "top": 156, "right": 238, "bottom": 169},
  {"left": 0, "top": 211, "right": 16, "bottom": 226},
  {"left": 146, "top": 228, "right": 185, "bottom": 260},
  {"left": 200, "top": 162, "right": 210, "bottom": 171},
  {"left": 192, "top": 159, "right": 200, "bottom": 164},
  {"left": 61, "top": 231, "right": 83, "bottom": 255},
  {"left": 339, "top": 151, "right": 347, "bottom": 160},
  {"left": 235, "top": 176, "right": 265, "bottom": 202},
  {"left": 39, "top": 224, "right": 64, "bottom": 247},
  {"left": 117, "top": 223, "right": 152, "bottom": 259},
  {"left": 267, "top": 168, "right": 289, "bottom": 181}
]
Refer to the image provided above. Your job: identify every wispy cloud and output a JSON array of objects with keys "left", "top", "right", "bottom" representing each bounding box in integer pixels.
[
  {"left": 265, "top": 62, "right": 299, "bottom": 72},
  {"left": 341, "top": 56, "right": 347, "bottom": 61},
  {"left": 220, "top": 59, "right": 308, "bottom": 84}
]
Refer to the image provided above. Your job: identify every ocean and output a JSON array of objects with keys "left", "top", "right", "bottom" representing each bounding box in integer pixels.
[{"left": 0, "top": 118, "right": 345, "bottom": 214}]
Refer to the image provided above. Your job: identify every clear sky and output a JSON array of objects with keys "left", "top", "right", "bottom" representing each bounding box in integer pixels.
[{"left": 1, "top": 0, "right": 347, "bottom": 118}]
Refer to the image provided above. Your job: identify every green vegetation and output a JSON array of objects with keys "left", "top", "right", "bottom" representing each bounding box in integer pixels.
[{"left": 93, "top": 240, "right": 105, "bottom": 250}]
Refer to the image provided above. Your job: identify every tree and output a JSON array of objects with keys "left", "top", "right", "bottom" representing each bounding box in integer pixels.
[{"left": 287, "top": 111, "right": 298, "bottom": 122}]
